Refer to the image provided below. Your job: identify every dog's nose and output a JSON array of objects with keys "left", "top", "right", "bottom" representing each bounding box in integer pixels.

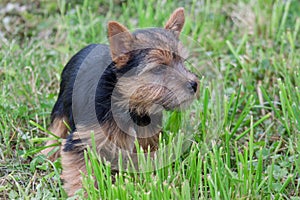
[{"left": 188, "top": 81, "right": 198, "bottom": 93}]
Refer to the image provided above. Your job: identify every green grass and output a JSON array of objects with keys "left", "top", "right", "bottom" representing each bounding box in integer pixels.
[{"left": 0, "top": 0, "right": 299, "bottom": 199}]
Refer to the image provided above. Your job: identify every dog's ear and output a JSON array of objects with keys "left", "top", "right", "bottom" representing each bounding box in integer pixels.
[
  {"left": 107, "top": 21, "right": 133, "bottom": 68},
  {"left": 164, "top": 7, "right": 185, "bottom": 38}
]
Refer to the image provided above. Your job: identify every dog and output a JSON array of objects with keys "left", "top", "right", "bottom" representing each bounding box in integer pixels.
[{"left": 42, "top": 7, "right": 199, "bottom": 196}]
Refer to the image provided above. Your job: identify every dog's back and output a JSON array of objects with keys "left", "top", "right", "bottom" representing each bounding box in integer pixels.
[
  {"left": 42, "top": 44, "right": 111, "bottom": 159},
  {"left": 42, "top": 8, "right": 199, "bottom": 196}
]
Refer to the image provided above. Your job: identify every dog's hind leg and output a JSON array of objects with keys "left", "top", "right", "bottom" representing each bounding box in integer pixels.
[
  {"left": 41, "top": 116, "right": 69, "bottom": 161},
  {"left": 61, "top": 150, "right": 86, "bottom": 196}
]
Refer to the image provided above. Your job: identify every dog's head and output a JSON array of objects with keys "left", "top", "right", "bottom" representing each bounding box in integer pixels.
[{"left": 108, "top": 8, "right": 199, "bottom": 116}]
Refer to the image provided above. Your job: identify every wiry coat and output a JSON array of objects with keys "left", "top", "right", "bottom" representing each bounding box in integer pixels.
[{"left": 42, "top": 8, "right": 199, "bottom": 196}]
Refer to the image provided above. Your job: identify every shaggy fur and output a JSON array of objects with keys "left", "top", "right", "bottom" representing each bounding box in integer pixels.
[{"left": 43, "top": 8, "right": 199, "bottom": 196}]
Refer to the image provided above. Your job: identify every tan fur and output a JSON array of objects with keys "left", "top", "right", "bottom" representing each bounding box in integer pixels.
[
  {"left": 129, "top": 84, "right": 166, "bottom": 114},
  {"left": 107, "top": 21, "right": 133, "bottom": 67},
  {"left": 41, "top": 117, "right": 68, "bottom": 161},
  {"left": 45, "top": 8, "right": 198, "bottom": 197},
  {"left": 107, "top": 8, "right": 185, "bottom": 67},
  {"left": 147, "top": 49, "right": 173, "bottom": 65},
  {"left": 61, "top": 143, "right": 86, "bottom": 196},
  {"left": 164, "top": 7, "right": 185, "bottom": 37},
  {"left": 78, "top": 121, "right": 159, "bottom": 156},
  {"left": 61, "top": 121, "right": 160, "bottom": 196}
]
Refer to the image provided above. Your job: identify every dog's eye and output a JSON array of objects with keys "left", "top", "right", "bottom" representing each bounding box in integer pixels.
[{"left": 150, "top": 65, "right": 167, "bottom": 75}]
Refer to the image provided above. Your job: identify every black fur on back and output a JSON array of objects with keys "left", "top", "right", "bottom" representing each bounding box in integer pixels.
[
  {"left": 52, "top": 44, "right": 151, "bottom": 151},
  {"left": 51, "top": 44, "right": 99, "bottom": 131}
]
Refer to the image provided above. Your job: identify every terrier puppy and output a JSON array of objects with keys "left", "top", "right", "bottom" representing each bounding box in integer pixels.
[{"left": 42, "top": 7, "right": 198, "bottom": 196}]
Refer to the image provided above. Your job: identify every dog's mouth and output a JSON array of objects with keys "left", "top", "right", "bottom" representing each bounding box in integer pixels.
[{"left": 125, "top": 87, "right": 196, "bottom": 115}]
